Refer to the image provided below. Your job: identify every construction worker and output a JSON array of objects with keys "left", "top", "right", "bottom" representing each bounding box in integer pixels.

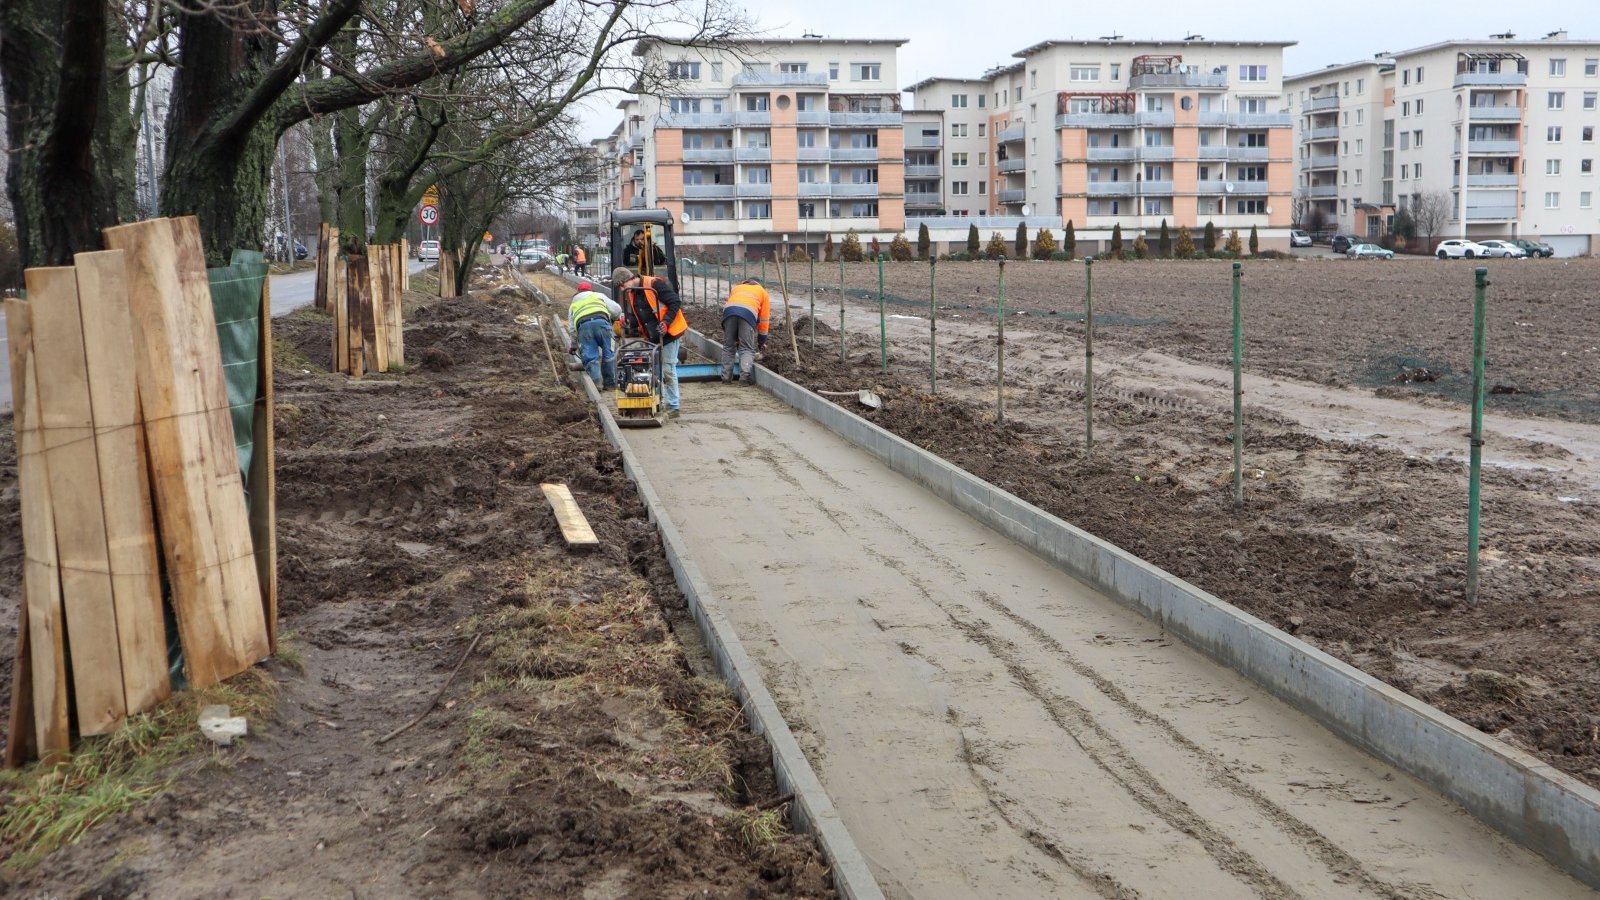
[
  {"left": 623, "top": 229, "right": 667, "bottom": 269},
  {"left": 567, "top": 281, "right": 623, "bottom": 389},
  {"left": 720, "top": 278, "right": 770, "bottom": 384},
  {"left": 612, "top": 265, "right": 686, "bottom": 419}
]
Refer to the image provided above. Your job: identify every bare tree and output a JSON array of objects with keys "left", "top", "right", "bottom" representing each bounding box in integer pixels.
[{"left": 1409, "top": 190, "right": 1453, "bottom": 250}]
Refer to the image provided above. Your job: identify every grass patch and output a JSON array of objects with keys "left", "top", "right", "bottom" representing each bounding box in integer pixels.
[
  {"left": 0, "top": 669, "right": 277, "bottom": 869},
  {"left": 725, "top": 808, "right": 785, "bottom": 853}
]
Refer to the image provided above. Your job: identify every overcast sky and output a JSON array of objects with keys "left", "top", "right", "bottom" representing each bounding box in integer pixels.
[{"left": 575, "top": 0, "right": 1596, "bottom": 140}]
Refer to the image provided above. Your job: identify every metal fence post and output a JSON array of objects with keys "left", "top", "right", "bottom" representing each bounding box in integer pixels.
[
  {"left": 1084, "top": 257, "right": 1094, "bottom": 456},
  {"left": 1467, "top": 266, "right": 1489, "bottom": 603},
  {"left": 1232, "top": 261, "right": 1244, "bottom": 504}
]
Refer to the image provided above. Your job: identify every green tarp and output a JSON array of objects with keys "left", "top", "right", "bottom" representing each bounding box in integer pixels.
[{"left": 208, "top": 249, "right": 267, "bottom": 500}]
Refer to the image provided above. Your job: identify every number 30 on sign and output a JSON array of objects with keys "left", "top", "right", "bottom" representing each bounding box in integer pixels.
[{"left": 418, "top": 205, "right": 440, "bottom": 225}]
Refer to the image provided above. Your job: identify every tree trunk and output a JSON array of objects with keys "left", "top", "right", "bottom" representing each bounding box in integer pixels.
[{"left": 332, "top": 105, "right": 372, "bottom": 256}]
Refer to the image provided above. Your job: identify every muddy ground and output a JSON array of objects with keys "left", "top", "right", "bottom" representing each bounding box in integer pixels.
[
  {"left": 0, "top": 279, "right": 831, "bottom": 896},
  {"left": 686, "top": 253, "right": 1600, "bottom": 791}
]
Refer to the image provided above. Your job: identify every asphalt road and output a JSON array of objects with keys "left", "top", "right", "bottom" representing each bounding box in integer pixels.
[{"left": 0, "top": 260, "right": 426, "bottom": 412}]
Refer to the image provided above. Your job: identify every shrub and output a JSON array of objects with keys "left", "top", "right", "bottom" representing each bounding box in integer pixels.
[
  {"left": 917, "top": 223, "right": 930, "bottom": 260},
  {"left": 1254, "top": 249, "right": 1292, "bottom": 260},
  {"left": 1225, "top": 229, "right": 1244, "bottom": 257},
  {"left": 1014, "top": 222, "right": 1027, "bottom": 258},
  {"left": 1203, "top": 220, "right": 1217, "bottom": 253},
  {"left": 1175, "top": 225, "right": 1195, "bottom": 256},
  {"left": 868, "top": 236, "right": 882, "bottom": 260},
  {"left": 1132, "top": 234, "right": 1150, "bottom": 259},
  {"left": 1063, "top": 221, "right": 1076, "bottom": 260},
  {"left": 942, "top": 251, "right": 972, "bottom": 261},
  {"left": 1032, "top": 228, "right": 1057, "bottom": 260},
  {"left": 1248, "top": 225, "right": 1260, "bottom": 256},
  {"left": 1110, "top": 223, "right": 1124, "bottom": 260},
  {"left": 822, "top": 234, "right": 835, "bottom": 262},
  {"left": 841, "top": 229, "right": 864, "bottom": 262},
  {"left": 1049, "top": 250, "right": 1074, "bottom": 261},
  {"left": 967, "top": 223, "right": 980, "bottom": 255},
  {"left": 1158, "top": 219, "right": 1171, "bottom": 258},
  {"left": 889, "top": 233, "right": 914, "bottom": 261},
  {"left": 984, "top": 231, "right": 1008, "bottom": 260},
  {"left": 787, "top": 244, "right": 811, "bottom": 263}
]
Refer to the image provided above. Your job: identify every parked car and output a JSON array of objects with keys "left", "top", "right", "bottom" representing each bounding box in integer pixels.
[
  {"left": 416, "top": 239, "right": 441, "bottom": 261},
  {"left": 294, "top": 241, "right": 308, "bottom": 261},
  {"left": 1289, "top": 229, "right": 1313, "bottom": 248},
  {"left": 1512, "top": 238, "right": 1554, "bottom": 257},
  {"left": 1476, "top": 240, "right": 1527, "bottom": 258},
  {"left": 1330, "top": 234, "right": 1359, "bottom": 254},
  {"left": 1346, "top": 243, "right": 1395, "bottom": 260},
  {"left": 1434, "top": 239, "right": 1491, "bottom": 259},
  {"left": 516, "top": 247, "right": 551, "bottom": 265}
]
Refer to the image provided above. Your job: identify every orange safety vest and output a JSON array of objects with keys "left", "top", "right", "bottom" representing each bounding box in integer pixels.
[
  {"left": 722, "top": 283, "right": 771, "bottom": 335},
  {"left": 575, "top": 247, "right": 586, "bottom": 263},
  {"left": 623, "top": 276, "right": 687, "bottom": 342}
]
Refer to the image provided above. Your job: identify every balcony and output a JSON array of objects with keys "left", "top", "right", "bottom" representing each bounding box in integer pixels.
[
  {"left": 1229, "top": 146, "right": 1270, "bottom": 161},
  {"left": 1088, "top": 146, "right": 1139, "bottom": 161},
  {"left": 1454, "top": 173, "right": 1520, "bottom": 188},
  {"left": 997, "top": 189, "right": 1027, "bottom": 204},
  {"left": 630, "top": 165, "right": 645, "bottom": 179},
  {"left": 1467, "top": 106, "right": 1522, "bottom": 121},
  {"left": 683, "top": 148, "right": 734, "bottom": 163},
  {"left": 1230, "top": 180, "right": 1271, "bottom": 195},
  {"left": 907, "top": 135, "right": 943, "bottom": 148},
  {"left": 1467, "top": 139, "right": 1521, "bottom": 154},
  {"left": 1304, "top": 126, "right": 1339, "bottom": 141},
  {"left": 906, "top": 165, "right": 940, "bottom": 177},
  {"left": 629, "top": 197, "right": 647, "bottom": 208},
  {"left": 737, "top": 183, "right": 773, "bottom": 198},
  {"left": 1057, "top": 112, "right": 1136, "bottom": 128},
  {"left": 735, "top": 146, "right": 771, "bottom": 162},
  {"left": 1308, "top": 184, "right": 1338, "bottom": 198},
  {"left": 683, "top": 184, "right": 736, "bottom": 199},
  {"left": 831, "top": 148, "right": 880, "bottom": 162},
  {"left": 1206, "top": 112, "right": 1293, "bottom": 128},
  {"left": 1306, "top": 154, "right": 1338, "bottom": 170},
  {"left": 1140, "top": 146, "right": 1175, "bottom": 161},
  {"left": 1140, "top": 180, "right": 1173, "bottom": 195},
  {"left": 997, "top": 157, "right": 1026, "bottom": 173},
  {"left": 1306, "top": 95, "right": 1340, "bottom": 112},
  {"left": 798, "top": 147, "right": 828, "bottom": 161},
  {"left": 1466, "top": 205, "right": 1518, "bottom": 220},
  {"left": 1197, "top": 146, "right": 1230, "bottom": 160},
  {"left": 798, "top": 183, "right": 831, "bottom": 197},
  {"left": 830, "top": 183, "right": 880, "bottom": 197},
  {"left": 998, "top": 125, "right": 1026, "bottom": 143},
  {"left": 732, "top": 70, "right": 829, "bottom": 87},
  {"left": 1454, "top": 71, "right": 1527, "bottom": 88},
  {"left": 657, "top": 111, "right": 734, "bottom": 128},
  {"left": 1135, "top": 110, "right": 1175, "bottom": 127},
  {"left": 830, "top": 111, "right": 902, "bottom": 127},
  {"left": 905, "top": 192, "right": 942, "bottom": 207},
  {"left": 1086, "top": 182, "right": 1137, "bottom": 197},
  {"left": 1130, "top": 71, "right": 1228, "bottom": 90},
  {"left": 796, "top": 110, "right": 830, "bottom": 125},
  {"left": 1195, "top": 180, "right": 1229, "bottom": 194},
  {"left": 735, "top": 110, "right": 772, "bottom": 126}
]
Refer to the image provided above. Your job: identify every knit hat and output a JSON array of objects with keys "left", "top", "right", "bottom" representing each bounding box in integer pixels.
[{"left": 609, "top": 266, "right": 635, "bottom": 286}]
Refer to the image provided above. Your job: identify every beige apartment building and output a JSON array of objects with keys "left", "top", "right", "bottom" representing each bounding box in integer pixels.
[
  {"left": 1289, "top": 31, "right": 1600, "bottom": 255},
  {"left": 907, "top": 39, "right": 1298, "bottom": 251},
  {"left": 613, "top": 37, "right": 908, "bottom": 259}
]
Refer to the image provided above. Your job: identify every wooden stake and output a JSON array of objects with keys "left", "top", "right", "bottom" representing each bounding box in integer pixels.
[
  {"left": 399, "top": 239, "right": 410, "bottom": 292},
  {"left": 5, "top": 299, "right": 70, "bottom": 758},
  {"left": 779, "top": 241, "right": 799, "bottom": 369},
  {"left": 346, "top": 256, "right": 368, "bottom": 378},
  {"left": 314, "top": 223, "right": 330, "bottom": 311},
  {"left": 74, "top": 250, "right": 170, "bottom": 714},
  {"left": 4, "top": 591, "right": 37, "bottom": 767},
  {"left": 102, "top": 217, "right": 269, "bottom": 688},
  {"left": 389, "top": 244, "right": 405, "bottom": 366},
  {"left": 249, "top": 274, "right": 279, "bottom": 651},
  {"left": 26, "top": 266, "right": 127, "bottom": 734},
  {"left": 361, "top": 251, "right": 389, "bottom": 373},
  {"left": 332, "top": 253, "right": 348, "bottom": 372}
]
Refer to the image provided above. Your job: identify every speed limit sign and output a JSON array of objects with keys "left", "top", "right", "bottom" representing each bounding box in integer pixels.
[{"left": 418, "top": 204, "right": 439, "bottom": 225}]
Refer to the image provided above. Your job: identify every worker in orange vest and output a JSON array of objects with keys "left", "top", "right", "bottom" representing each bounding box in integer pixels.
[
  {"left": 612, "top": 266, "right": 688, "bottom": 418},
  {"left": 574, "top": 245, "right": 588, "bottom": 276},
  {"left": 720, "top": 279, "right": 770, "bottom": 384}
]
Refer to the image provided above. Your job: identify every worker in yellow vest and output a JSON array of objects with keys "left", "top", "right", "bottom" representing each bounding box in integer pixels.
[{"left": 567, "top": 282, "right": 622, "bottom": 389}]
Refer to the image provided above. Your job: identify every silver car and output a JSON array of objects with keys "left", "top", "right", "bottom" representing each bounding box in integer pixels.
[{"left": 1476, "top": 240, "right": 1527, "bottom": 258}]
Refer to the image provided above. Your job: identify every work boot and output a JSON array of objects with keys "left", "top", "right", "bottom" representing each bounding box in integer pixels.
[
  {"left": 720, "top": 372, "right": 732, "bottom": 383},
  {"left": 740, "top": 372, "right": 755, "bottom": 385},
  {"left": 665, "top": 408, "right": 681, "bottom": 420}
]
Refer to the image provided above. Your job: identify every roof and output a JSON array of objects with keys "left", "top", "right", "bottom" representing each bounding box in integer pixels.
[
  {"left": 634, "top": 36, "right": 909, "bottom": 56},
  {"left": 1388, "top": 36, "right": 1599, "bottom": 59},
  {"left": 903, "top": 76, "right": 988, "bottom": 93},
  {"left": 1285, "top": 57, "right": 1390, "bottom": 83},
  {"left": 1013, "top": 38, "right": 1296, "bottom": 58}
]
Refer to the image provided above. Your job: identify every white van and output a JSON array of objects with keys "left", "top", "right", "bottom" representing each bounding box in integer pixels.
[{"left": 417, "top": 240, "right": 440, "bottom": 261}]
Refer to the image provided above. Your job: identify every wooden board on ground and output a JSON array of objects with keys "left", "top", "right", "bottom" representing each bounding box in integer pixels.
[
  {"left": 74, "top": 250, "right": 170, "bottom": 714},
  {"left": 102, "top": 217, "right": 269, "bottom": 688},
  {"left": 250, "top": 275, "right": 279, "bottom": 651},
  {"left": 540, "top": 483, "right": 600, "bottom": 549},
  {"left": 25, "top": 266, "right": 127, "bottom": 735},
  {"left": 345, "top": 256, "right": 369, "bottom": 377},
  {"left": 4, "top": 594, "right": 36, "bottom": 767},
  {"left": 5, "top": 299, "right": 70, "bottom": 757}
]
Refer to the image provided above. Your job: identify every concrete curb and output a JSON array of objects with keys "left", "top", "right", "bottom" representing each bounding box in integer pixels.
[
  {"left": 680, "top": 327, "right": 1600, "bottom": 891},
  {"left": 514, "top": 268, "right": 884, "bottom": 900}
]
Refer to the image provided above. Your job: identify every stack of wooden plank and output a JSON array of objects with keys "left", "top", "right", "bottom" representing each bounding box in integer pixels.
[
  {"left": 5, "top": 216, "right": 275, "bottom": 765},
  {"left": 331, "top": 244, "right": 407, "bottom": 376}
]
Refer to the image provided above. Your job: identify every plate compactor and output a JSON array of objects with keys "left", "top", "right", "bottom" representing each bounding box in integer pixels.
[{"left": 615, "top": 340, "right": 665, "bottom": 428}]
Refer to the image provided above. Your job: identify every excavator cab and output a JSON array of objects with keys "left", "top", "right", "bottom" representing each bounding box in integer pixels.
[{"left": 608, "top": 210, "right": 679, "bottom": 292}]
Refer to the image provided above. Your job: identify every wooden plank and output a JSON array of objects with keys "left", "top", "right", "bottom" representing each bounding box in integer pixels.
[
  {"left": 540, "top": 483, "right": 600, "bottom": 549},
  {"left": 313, "top": 223, "right": 329, "bottom": 311},
  {"left": 332, "top": 252, "right": 348, "bottom": 373},
  {"left": 25, "top": 266, "right": 127, "bottom": 735},
  {"left": 365, "top": 247, "right": 390, "bottom": 373},
  {"left": 400, "top": 239, "right": 409, "bottom": 292},
  {"left": 345, "top": 256, "right": 368, "bottom": 378},
  {"left": 102, "top": 217, "right": 269, "bottom": 688},
  {"left": 386, "top": 244, "right": 405, "bottom": 367},
  {"left": 5, "top": 587, "right": 37, "bottom": 767},
  {"left": 439, "top": 249, "right": 456, "bottom": 298},
  {"left": 5, "top": 299, "right": 69, "bottom": 758},
  {"left": 250, "top": 273, "right": 279, "bottom": 652},
  {"left": 74, "top": 250, "right": 170, "bottom": 714}
]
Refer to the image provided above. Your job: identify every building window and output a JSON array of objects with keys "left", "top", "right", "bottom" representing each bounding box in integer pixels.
[
  {"left": 1014, "top": 86, "right": 1022, "bottom": 101},
  {"left": 799, "top": 202, "right": 817, "bottom": 219},
  {"left": 1551, "top": 58, "right": 1567, "bottom": 77},
  {"left": 950, "top": 123, "right": 967, "bottom": 137},
  {"left": 1548, "top": 159, "right": 1561, "bottom": 175},
  {"left": 1582, "top": 191, "right": 1593, "bottom": 208},
  {"left": 977, "top": 151, "right": 986, "bottom": 165},
  {"left": 1544, "top": 191, "right": 1560, "bottom": 208},
  {"left": 1549, "top": 126, "right": 1563, "bottom": 142},
  {"left": 1239, "top": 64, "right": 1267, "bottom": 82},
  {"left": 977, "top": 182, "right": 987, "bottom": 195},
  {"left": 977, "top": 94, "right": 986, "bottom": 108},
  {"left": 668, "top": 98, "right": 701, "bottom": 113},
  {"left": 1354, "top": 169, "right": 1363, "bottom": 185},
  {"left": 796, "top": 94, "right": 819, "bottom": 111},
  {"left": 1585, "top": 92, "right": 1598, "bottom": 111},
  {"left": 1029, "top": 69, "right": 1038, "bottom": 89},
  {"left": 850, "top": 202, "right": 878, "bottom": 218},
  {"left": 1402, "top": 69, "right": 1409, "bottom": 86},
  {"left": 1110, "top": 63, "right": 1121, "bottom": 80},
  {"left": 1343, "top": 81, "right": 1349, "bottom": 96},
  {"left": 1416, "top": 66, "right": 1424, "bottom": 83},
  {"left": 1586, "top": 126, "right": 1595, "bottom": 142},
  {"left": 1070, "top": 66, "right": 1099, "bottom": 82},
  {"left": 1583, "top": 159, "right": 1594, "bottom": 174},
  {"left": 950, "top": 181, "right": 968, "bottom": 195},
  {"left": 745, "top": 201, "right": 770, "bottom": 219},
  {"left": 798, "top": 167, "right": 818, "bottom": 183},
  {"left": 1236, "top": 199, "right": 1266, "bottom": 214},
  {"left": 1357, "top": 109, "right": 1364, "bottom": 124},
  {"left": 779, "top": 62, "right": 808, "bottom": 73},
  {"left": 1355, "top": 138, "right": 1364, "bottom": 154},
  {"left": 849, "top": 132, "right": 878, "bottom": 149},
  {"left": 828, "top": 62, "right": 839, "bottom": 80},
  {"left": 744, "top": 95, "right": 768, "bottom": 111},
  {"left": 1550, "top": 92, "right": 1566, "bottom": 110},
  {"left": 1400, "top": 164, "right": 1409, "bottom": 179},
  {"left": 977, "top": 123, "right": 986, "bottom": 137},
  {"left": 1239, "top": 97, "right": 1267, "bottom": 114},
  {"left": 952, "top": 93, "right": 968, "bottom": 108},
  {"left": 668, "top": 61, "right": 701, "bottom": 79},
  {"left": 711, "top": 63, "right": 723, "bottom": 80},
  {"left": 1238, "top": 166, "right": 1266, "bottom": 181},
  {"left": 850, "top": 168, "right": 879, "bottom": 184},
  {"left": 951, "top": 151, "right": 968, "bottom": 166},
  {"left": 1413, "top": 130, "right": 1422, "bottom": 148},
  {"left": 852, "top": 63, "right": 881, "bottom": 81},
  {"left": 1402, "top": 100, "right": 1410, "bottom": 117},
  {"left": 1357, "top": 77, "right": 1365, "bottom": 93},
  {"left": 1415, "top": 163, "right": 1421, "bottom": 178},
  {"left": 1587, "top": 59, "right": 1599, "bottom": 76},
  {"left": 1400, "top": 132, "right": 1410, "bottom": 150},
  {"left": 745, "top": 167, "right": 770, "bottom": 184},
  {"left": 796, "top": 131, "right": 816, "bottom": 147}
]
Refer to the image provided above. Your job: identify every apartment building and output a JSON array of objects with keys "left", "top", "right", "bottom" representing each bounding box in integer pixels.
[
  {"left": 908, "top": 39, "right": 1298, "bottom": 251},
  {"left": 1290, "top": 31, "right": 1600, "bottom": 255},
  {"left": 1284, "top": 59, "right": 1389, "bottom": 234},
  {"left": 617, "top": 37, "right": 908, "bottom": 259},
  {"left": 564, "top": 141, "right": 609, "bottom": 247}
]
